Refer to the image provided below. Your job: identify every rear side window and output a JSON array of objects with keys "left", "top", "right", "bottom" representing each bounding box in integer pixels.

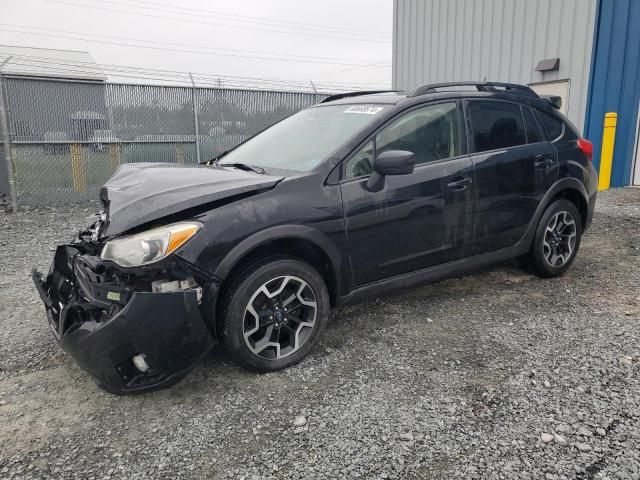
[
  {"left": 535, "top": 109, "right": 564, "bottom": 140},
  {"left": 467, "top": 101, "right": 526, "bottom": 152},
  {"left": 523, "top": 107, "right": 544, "bottom": 143}
]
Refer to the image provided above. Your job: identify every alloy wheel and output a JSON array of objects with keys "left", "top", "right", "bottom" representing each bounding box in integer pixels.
[
  {"left": 243, "top": 275, "right": 317, "bottom": 360},
  {"left": 543, "top": 211, "right": 577, "bottom": 267}
]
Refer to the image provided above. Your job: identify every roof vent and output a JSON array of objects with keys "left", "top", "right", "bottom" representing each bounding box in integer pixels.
[{"left": 535, "top": 58, "right": 560, "bottom": 72}]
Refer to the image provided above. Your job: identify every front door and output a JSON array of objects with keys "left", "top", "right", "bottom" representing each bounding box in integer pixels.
[
  {"left": 340, "top": 102, "right": 474, "bottom": 286},
  {"left": 465, "top": 100, "right": 559, "bottom": 253}
]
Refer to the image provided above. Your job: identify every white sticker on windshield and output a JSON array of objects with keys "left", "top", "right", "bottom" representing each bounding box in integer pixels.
[{"left": 343, "top": 105, "right": 384, "bottom": 115}]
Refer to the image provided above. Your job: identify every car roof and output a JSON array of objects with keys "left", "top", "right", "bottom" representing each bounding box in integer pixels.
[
  {"left": 318, "top": 92, "right": 408, "bottom": 105},
  {"left": 320, "top": 90, "right": 558, "bottom": 114}
]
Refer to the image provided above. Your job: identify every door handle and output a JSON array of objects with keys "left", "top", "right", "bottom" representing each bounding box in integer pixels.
[
  {"left": 447, "top": 177, "right": 472, "bottom": 190},
  {"left": 534, "top": 156, "right": 555, "bottom": 168}
]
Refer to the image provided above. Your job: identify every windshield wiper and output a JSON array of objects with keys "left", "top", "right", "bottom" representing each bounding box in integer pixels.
[
  {"left": 201, "top": 152, "right": 265, "bottom": 174},
  {"left": 201, "top": 150, "right": 229, "bottom": 165},
  {"left": 220, "top": 162, "right": 265, "bottom": 174}
]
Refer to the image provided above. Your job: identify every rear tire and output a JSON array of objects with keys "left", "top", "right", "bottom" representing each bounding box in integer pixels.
[
  {"left": 219, "top": 256, "right": 329, "bottom": 372},
  {"left": 527, "top": 199, "right": 582, "bottom": 278}
]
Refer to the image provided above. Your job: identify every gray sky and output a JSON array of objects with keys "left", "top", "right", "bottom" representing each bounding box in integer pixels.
[{"left": 0, "top": 0, "right": 393, "bottom": 91}]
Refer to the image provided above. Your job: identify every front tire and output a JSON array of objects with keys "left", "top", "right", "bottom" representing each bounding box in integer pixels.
[
  {"left": 527, "top": 199, "right": 582, "bottom": 278},
  {"left": 219, "top": 257, "right": 330, "bottom": 372}
]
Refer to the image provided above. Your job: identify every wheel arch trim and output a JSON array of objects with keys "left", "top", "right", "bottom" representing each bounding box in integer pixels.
[
  {"left": 524, "top": 178, "right": 590, "bottom": 242},
  {"left": 213, "top": 225, "right": 343, "bottom": 294}
]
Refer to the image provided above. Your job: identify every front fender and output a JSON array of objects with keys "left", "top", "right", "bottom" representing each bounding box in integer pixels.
[{"left": 212, "top": 224, "right": 343, "bottom": 285}]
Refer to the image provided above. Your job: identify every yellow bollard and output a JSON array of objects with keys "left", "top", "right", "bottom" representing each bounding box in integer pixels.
[
  {"left": 598, "top": 112, "right": 617, "bottom": 191},
  {"left": 176, "top": 143, "right": 185, "bottom": 164},
  {"left": 109, "top": 143, "right": 121, "bottom": 174},
  {"left": 70, "top": 144, "right": 86, "bottom": 193}
]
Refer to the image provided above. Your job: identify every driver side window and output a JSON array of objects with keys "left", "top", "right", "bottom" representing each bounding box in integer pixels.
[{"left": 344, "top": 102, "right": 460, "bottom": 179}]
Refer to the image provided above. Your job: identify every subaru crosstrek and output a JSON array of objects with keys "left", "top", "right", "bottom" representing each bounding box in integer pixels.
[{"left": 33, "top": 82, "right": 598, "bottom": 393}]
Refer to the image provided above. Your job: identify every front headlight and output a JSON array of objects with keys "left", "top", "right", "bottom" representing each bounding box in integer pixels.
[{"left": 101, "top": 221, "right": 202, "bottom": 267}]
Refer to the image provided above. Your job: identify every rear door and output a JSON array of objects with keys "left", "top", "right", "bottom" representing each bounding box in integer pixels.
[{"left": 465, "top": 100, "right": 558, "bottom": 253}]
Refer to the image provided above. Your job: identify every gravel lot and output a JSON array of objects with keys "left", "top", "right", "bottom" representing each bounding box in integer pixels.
[{"left": 1, "top": 188, "right": 639, "bottom": 480}]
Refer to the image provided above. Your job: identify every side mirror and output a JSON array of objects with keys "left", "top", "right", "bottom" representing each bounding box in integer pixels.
[{"left": 366, "top": 150, "right": 415, "bottom": 191}]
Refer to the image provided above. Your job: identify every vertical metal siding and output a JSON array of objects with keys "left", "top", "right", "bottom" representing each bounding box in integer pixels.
[
  {"left": 584, "top": 0, "right": 640, "bottom": 186},
  {"left": 393, "top": 0, "right": 598, "bottom": 131}
]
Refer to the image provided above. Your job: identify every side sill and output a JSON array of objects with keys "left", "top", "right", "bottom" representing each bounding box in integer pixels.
[{"left": 337, "top": 241, "right": 530, "bottom": 307}]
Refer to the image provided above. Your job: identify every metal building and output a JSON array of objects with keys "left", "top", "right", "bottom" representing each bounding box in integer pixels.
[
  {"left": 392, "top": 0, "right": 640, "bottom": 187},
  {"left": 0, "top": 46, "right": 106, "bottom": 204},
  {"left": 0, "top": 45, "right": 105, "bottom": 81}
]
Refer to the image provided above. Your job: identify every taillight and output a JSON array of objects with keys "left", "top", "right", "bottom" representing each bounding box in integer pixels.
[{"left": 577, "top": 139, "right": 593, "bottom": 161}]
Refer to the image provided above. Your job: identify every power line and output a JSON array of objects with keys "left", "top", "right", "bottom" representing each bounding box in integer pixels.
[
  {"left": 1, "top": 26, "right": 391, "bottom": 66},
  {"left": 71, "top": 0, "right": 391, "bottom": 39},
  {"left": 3, "top": 54, "right": 390, "bottom": 88},
  {"left": 5, "top": 59, "right": 345, "bottom": 91},
  {"left": 39, "top": 0, "right": 391, "bottom": 44},
  {"left": 3, "top": 54, "right": 391, "bottom": 91},
  {"left": 85, "top": 0, "right": 392, "bottom": 38},
  {"left": 0, "top": 23, "right": 391, "bottom": 66},
  {"left": 319, "top": 60, "right": 392, "bottom": 79}
]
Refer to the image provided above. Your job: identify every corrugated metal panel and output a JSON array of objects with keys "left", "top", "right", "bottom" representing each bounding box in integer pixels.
[
  {"left": 393, "top": 0, "right": 597, "bottom": 131},
  {"left": 584, "top": 0, "right": 640, "bottom": 187},
  {"left": 0, "top": 45, "right": 106, "bottom": 81}
]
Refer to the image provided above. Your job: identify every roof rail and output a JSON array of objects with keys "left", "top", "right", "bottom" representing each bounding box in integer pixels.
[
  {"left": 409, "top": 81, "right": 539, "bottom": 98},
  {"left": 320, "top": 90, "right": 400, "bottom": 103}
]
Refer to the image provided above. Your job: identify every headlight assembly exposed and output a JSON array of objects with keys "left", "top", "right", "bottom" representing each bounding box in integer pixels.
[{"left": 100, "top": 222, "right": 201, "bottom": 267}]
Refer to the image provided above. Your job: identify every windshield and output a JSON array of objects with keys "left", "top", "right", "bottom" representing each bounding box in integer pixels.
[{"left": 218, "top": 104, "right": 388, "bottom": 173}]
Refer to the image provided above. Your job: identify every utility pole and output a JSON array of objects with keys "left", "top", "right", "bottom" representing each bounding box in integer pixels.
[
  {"left": 310, "top": 80, "right": 318, "bottom": 94},
  {"left": 189, "top": 72, "right": 201, "bottom": 163},
  {"left": 0, "top": 56, "right": 17, "bottom": 212}
]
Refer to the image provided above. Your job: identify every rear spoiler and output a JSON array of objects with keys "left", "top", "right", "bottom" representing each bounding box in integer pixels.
[{"left": 542, "top": 95, "right": 562, "bottom": 110}]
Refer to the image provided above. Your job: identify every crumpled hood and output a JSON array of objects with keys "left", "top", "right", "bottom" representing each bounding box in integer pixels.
[{"left": 99, "top": 163, "right": 283, "bottom": 236}]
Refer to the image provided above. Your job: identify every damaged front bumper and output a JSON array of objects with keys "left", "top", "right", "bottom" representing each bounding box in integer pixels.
[{"left": 32, "top": 244, "right": 217, "bottom": 394}]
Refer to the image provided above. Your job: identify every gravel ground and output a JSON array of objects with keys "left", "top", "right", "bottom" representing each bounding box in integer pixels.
[{"left": 0, "top": 188, "right": 639, "bottom": 480}]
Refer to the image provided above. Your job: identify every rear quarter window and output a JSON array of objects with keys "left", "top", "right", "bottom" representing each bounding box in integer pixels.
[
  {"left": 523, "top": 107, "right": 544, "bottom": 143},
  {"left": 535, "top": 109, "right": 564, "bottom": 141}
]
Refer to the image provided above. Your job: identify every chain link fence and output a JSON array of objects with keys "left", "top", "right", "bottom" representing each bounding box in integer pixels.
[{"left": 1, "top": 76, "right": 327, "bottom": 204}]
